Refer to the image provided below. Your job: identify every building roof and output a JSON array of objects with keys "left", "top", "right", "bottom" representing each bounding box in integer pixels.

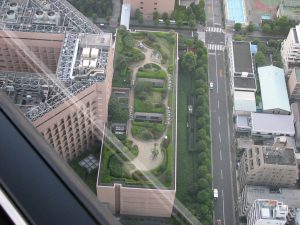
[
  {"left": 258, "top": 65, "right": 290, "bottom": 113},
  {"left": 232, "top": 42, "right": 254, "bottom": 74},
  {"left": 234, "top": 91, "right": 256, "bottom": 112},
  {"left": 251, "top": 113, "right": 295, "bottom": 135},
  {"left": 233, "top": 76, "right": 256, "bottom": 91},
  {"left": 262, "top": 146, "right": 296, "bottom": 165},
  {"left": 236, "top": 115, "right": 251, "bottom": 130},
  {"left": 120, "top": 4, "right": 131, "bottom": 30},
  {"left": 245, "top": 185, "right": 300, "bottom": 209}
]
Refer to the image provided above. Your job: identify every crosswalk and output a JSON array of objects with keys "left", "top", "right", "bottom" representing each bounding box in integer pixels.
[
  {"left": 207, "top": 44, "right": 225, "bottom": 51},
  {"left": 206, "top": 27, "right": 223, "bottom": 33}
]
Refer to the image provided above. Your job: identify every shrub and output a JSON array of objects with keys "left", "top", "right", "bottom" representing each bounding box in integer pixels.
[{"left": 168, "top": 65, "right": 174, "bottom": 74}]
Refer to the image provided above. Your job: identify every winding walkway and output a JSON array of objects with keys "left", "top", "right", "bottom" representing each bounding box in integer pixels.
[{"left": 125, "top": 42, "right": 171, "bottom": 173}]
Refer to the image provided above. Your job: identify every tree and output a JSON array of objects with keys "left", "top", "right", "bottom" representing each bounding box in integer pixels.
[
  {"left": 197, "top": 190, "right": 210, "bottom": 203},
  {"left": 181, "top": 52, "right": 197, "bottom": 73},
  {"left": 234, "top": 23, "right": 242, "bottom": 31},
  {"left": 162, "top": 12, "right": 168, "bottom": 22},
  {"left": 123, "top": 33, "right": 134, "bottom": 48},
  {"left": 108, "top": 96, "right": 128, "bottom": 123},
  {"left": 91, "top": 13, "right": 97, "bottom": 23},
  {"left": 258, "top": 42, "right": 267, "bottom": 54},
  {"left": 146, "top": 33, "right": 156, "bottom": 42},
  {"left": 198, "top": 178, "right": 210, "bottom": 189},
  {"left": 233, "top": 34, "right": 243, "bottom": 41},
  {"left": 262, "top": 23, "right": 271, "bottom": 33},
  {"left": 198, "top": 165, "right": 209, "bottom": 177},
  {"left": 153, "top": 11, "right": 159, "bottom": 21},
  {"left": 199, "top": 8, "right": 206, "bottom": 25},
  {"left": 247, "top": 22, "right": 255, "bottom": 32},
  {"left": 135, "top": 9, "right": 143, "bottom": 24},
  {"left": 255, "top": 51, "right": 266, "bottom": 66}
]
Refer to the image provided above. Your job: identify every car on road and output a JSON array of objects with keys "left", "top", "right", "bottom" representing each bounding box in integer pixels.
[
  {"left": 188, "top": 105, "right": 193, "bottom": 114},
  {"left": 209, "top": 82, "right": 214, "bottom": 89},
  {"left": 213, "top": 188, "right": 218, "bottom": 199},
  {"left": 216, "top": 219, "right": 222, "bottom": 225}
]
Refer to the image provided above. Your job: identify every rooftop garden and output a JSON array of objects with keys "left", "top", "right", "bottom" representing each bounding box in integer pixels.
[{"left": 102, "top": 30, "right": 177, "bottom": 188}]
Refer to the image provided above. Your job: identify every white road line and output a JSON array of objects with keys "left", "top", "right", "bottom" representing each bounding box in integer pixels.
[
  {"left": 218, "top": 116, "right": 220, "bottom": 125},
  {"left": 220, "top": 150, "right": 222, "bottom": 161},
  {"left": 221, "top": 169, "right": 223, "bottom": 179},
  {"left": 215, "top": 50, "right": 219, "bottom": 93},
  {"left": 219, "top": 133, "right": 221, "bottom": 142},
  {"left": 222, "top": 190, "right": 226, "bottom": 225},
  {"left": 218, "top": 100, "right": 220, "bottom": 109}
]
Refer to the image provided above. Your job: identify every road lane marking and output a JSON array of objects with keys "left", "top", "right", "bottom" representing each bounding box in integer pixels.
[
  {"left": 215, "top": 52, "right": 219, "bottom": 93},
  {"left": 218, "top": 116, "right": 220, "bottom": 125},
  {"left": 220, "top": 150, "right": 222, "bottom": 160},
  {"left": 221, "top": 169, "right": 223, "bottom": 179},
  {"left": 218, "top": 100, "right": 220, "bottom": 109},
  {"left": 222, "top": 190, "right": 226, "bottom": 225},
  {"left": 219, "top": 133, "right": 221, "bottom": 142}
]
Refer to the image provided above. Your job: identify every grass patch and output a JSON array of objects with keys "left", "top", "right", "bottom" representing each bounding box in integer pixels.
[{"left": 175, "top": 73, "right": 196, "bottom": 203}]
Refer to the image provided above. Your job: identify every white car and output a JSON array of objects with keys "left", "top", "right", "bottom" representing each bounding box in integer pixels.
[
  {"left": 209, "top": 82, "right": 214, "bottom": 89},
  {"left": 213, "top": 188, "right": 218, "bottom": 199}
]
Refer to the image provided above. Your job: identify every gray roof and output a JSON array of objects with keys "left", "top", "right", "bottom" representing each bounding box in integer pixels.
[
  {"left": 251, "top": 113, "right": 295, "bottom": 135},
  {"left": 244, "top": 185, "right": 300, "bottom": 209},
  {"left": 234, "top": 76, "right": 256, "bottom": 90},
  {"left": 234, "top": 91, "right": 256, "bottom": 112},
  {"left": 262, "top": 146, "right": 296, "bottom": 165},
  {"left": 232, "top": 42, "right": 254, "bottom": 74}
]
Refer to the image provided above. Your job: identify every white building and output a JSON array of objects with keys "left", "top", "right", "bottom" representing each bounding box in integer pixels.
[
  {"left": 234, "top": 91, "right": 256, "bottom": 115},
  {"left": 247, "top": 199, "right": 288, "bottom": 225},
  {"left": 281, "top": 23, "right": 300, "bottom": 74}
]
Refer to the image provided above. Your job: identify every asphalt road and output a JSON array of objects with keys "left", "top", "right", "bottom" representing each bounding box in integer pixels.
[{"left": 204, "top": 0, "right": 236, "bottom": 224}]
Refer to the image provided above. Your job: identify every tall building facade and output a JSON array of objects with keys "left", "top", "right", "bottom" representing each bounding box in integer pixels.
[
  {"left": 281, "top": 23, "right": 300, "bottom": 74},
  {"left": 0, "top": 0, "right": 114, "bottom": 160},
  {"left": 0, "top": 31, "right": 64, "bottom": 73},
  {"left": 239, "top": 136, "right": 299, "bottom": 189},
  {"left": 288, "top": 67, "right": 300, "bottom": 101},
  {"left": 123, "top": 0, "right": 175, "bottom": 20},
  {"left": 247, "top": 199, "right": 289, "bottom": 225}
]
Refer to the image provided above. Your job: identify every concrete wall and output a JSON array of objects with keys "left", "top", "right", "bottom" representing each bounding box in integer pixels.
[
  {"left": 97, "top": 184, "right": 175, "bottom": 217},
  {"left": 123, "top": 0, "right": 175, "bottom": 20}
]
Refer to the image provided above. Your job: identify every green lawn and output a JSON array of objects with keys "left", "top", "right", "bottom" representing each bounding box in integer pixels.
[{"left": 176, "top": 73, "right": 197, "bottom": 203}]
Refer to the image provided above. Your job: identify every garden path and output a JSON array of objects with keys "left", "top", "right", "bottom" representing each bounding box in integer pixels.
[{"left": 125, "top": 42, "right": 171, "bottom": 173}]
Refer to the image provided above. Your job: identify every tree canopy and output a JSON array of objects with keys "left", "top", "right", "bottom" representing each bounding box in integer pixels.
[
  {"left": 68, "top": 0, "right": 112, "bottom": 18},
  {"left": 181, "top": 51, "right": 197, "bottom": 73}
]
